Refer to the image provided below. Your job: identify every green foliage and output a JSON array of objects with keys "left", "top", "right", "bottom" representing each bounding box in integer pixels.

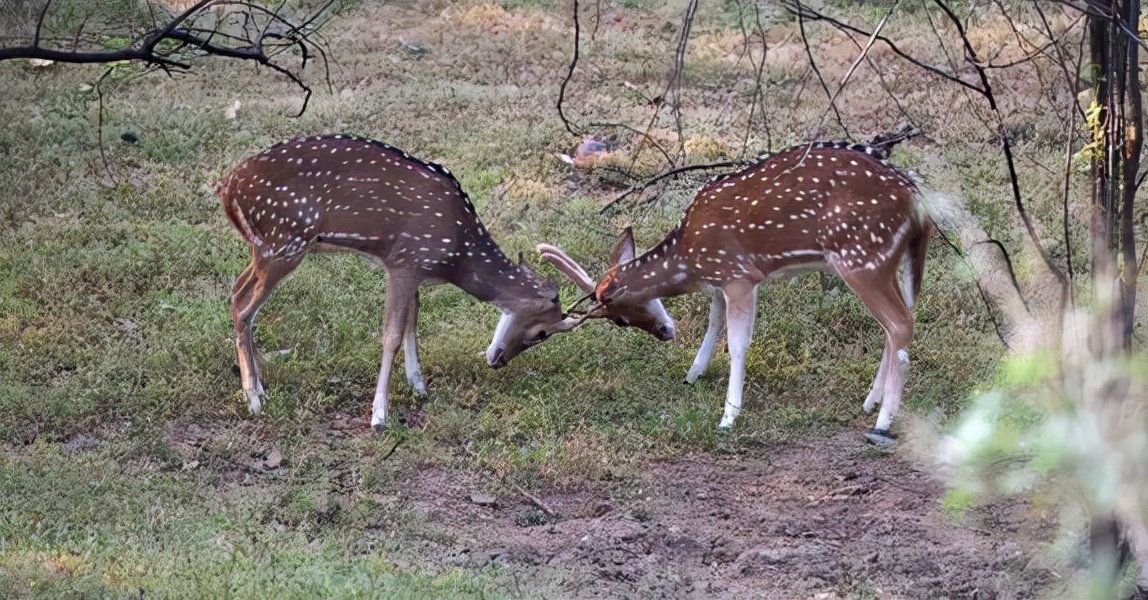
[{"left": 944, "top": 349, "right": 1148, "bottom": 595}]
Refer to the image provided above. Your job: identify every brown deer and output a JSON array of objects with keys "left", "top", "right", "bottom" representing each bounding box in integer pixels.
[
  {"left": 218, "top": 134, "right": 668, "bottom": 430},
  {"left": 562, "top": 141, "right": 944, "bottom": 445}
]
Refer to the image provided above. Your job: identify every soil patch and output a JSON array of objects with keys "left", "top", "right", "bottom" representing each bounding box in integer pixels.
[{"left": 385, "top": 430, "right": 1054, "bottom": 599}]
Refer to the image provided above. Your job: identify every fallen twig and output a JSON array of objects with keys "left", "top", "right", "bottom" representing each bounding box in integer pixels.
[{"left": 464, "top": 447, "right": 558, "bottom": 518}]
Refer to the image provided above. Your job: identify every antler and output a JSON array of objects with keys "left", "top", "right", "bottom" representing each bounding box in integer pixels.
[
  {"left": 538, "top": 242, "right": 602, "bottom": 330},
  {"left": 536, "top": 243, "right": 596, "bottom": 291}
]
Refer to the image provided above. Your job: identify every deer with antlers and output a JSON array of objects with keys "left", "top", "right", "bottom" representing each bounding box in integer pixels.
[
  {"left": 218, "top": 134, "right": 674, "bottom": 430},
  {"left": 545, "top": 141, "right": 943, "bottom": 445}
]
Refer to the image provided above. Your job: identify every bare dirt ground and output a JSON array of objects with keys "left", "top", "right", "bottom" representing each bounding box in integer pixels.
[
  {"left": 378, "top": 427, "right": 1053, "bottom": 599},
  {"left": 164, "top": 415, "right": 1056, "bottom": 599}
]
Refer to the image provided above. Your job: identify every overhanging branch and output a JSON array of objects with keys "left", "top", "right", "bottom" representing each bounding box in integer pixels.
[{"left": 0, "top": 0, "right": 336, "bottom": 116}]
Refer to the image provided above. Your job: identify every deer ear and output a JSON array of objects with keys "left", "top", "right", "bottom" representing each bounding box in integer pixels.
[{"left": 610, "top": 226, "right": 636, "bottom": 266}]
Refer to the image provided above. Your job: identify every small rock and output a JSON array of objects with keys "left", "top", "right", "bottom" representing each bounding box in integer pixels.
[
  {"left": 182, "top": 460, "right": 199, "bottom": 471},
  {"left": 470, "top": 493, "right": 496, "bottom": 506},
  {"left": 224, "top": 100, "right": 241, "bottom": 120},
  {"left": 263, "top": 449, "right": 283, "bottom": 469}
]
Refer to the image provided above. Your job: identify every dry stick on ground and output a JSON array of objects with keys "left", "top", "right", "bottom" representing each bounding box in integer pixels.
[{"left": 464, "top": 447, "right": 558, "bottom": 518}]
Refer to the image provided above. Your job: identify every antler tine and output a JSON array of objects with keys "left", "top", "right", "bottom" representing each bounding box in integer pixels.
[{"left": 536, "top": 243, "right": 595, "bottom": 291}]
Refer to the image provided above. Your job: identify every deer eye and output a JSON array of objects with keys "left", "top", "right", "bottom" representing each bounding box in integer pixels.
[
  {"left": 534, "top": 330, "right": 548, "bottom": 341},
  {"left": 611, "top": 317, "right": 630, "bottom": 327}
]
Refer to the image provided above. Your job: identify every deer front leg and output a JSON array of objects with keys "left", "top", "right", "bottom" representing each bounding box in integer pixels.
[
  {"left": 686, "top": 288, "right": 725, "bottom": 384},
  {"left": 403, "top": 291, "right": 427, "bottom": 397},
  {"left": 373, "top": 272, "right": 417, "bottom": 431},
  {"left": 718, "top": 280, "right": 758, "bottom": 430}
]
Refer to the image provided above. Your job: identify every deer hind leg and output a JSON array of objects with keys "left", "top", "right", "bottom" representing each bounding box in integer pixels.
[
  {"left": 835, "top": 263, "right": 914, "bottom": 444},
  {"left": 230, "top": 252, "right": 303, "bottom": 414},
  {"left": 403, "top": 291, "right": 427, "bottom": 397},
  {"left": 372, "top": 271, "right": 417, "bottom": 431},
  {"left": 718, "top": 280, "right": 759, "bottom": 430},
  {"left": 862, "top": 257, "right": 916, "bottom": 414},
  {"left": 686, "top": 287, "right": 726, "bottom": 384},
  {"left": 862, "top": 347, "right": 890, "bottom": 414}
]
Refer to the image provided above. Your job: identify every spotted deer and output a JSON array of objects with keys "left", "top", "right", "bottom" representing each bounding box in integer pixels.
[
  {"left": 218, "top": 134, "right": 656, "bottom": 430},
  {"left": 566, "top": 141, "right": 939, "bottom": 444}
]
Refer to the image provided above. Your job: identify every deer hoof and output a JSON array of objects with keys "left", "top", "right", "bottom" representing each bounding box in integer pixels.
[
  {"left": 370, "top": 412, "right": 388, "bottom": 432},
  {"left": 245, "top": 389, "right": 265, "bottom": 415},
  {"left": 864, "top": 428, "right": 897, "bottom": 447}
]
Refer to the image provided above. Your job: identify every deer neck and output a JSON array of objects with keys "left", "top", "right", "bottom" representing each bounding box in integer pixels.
[
  {"left": 612, "top": 228, "right": 700, "bottom": 303},
  {"left": 448, "top": 233, "right": 547, "bottom": 311}
]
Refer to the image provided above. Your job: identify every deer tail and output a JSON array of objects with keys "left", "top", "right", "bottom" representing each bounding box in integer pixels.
[{"left": 217, "top": 171, "right": 260, "bottom": 246}]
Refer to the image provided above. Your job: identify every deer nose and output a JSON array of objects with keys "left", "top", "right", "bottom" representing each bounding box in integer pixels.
[
  {"left": 655, "top": 324, "right": 675, "bottom": 341},
  {"left": 487, "top": 348, "right": 507, "bottom": 369}
]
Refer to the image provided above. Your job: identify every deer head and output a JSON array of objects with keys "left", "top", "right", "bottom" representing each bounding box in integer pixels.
[
  {"left": 536, "top": 227, "right": 676, "bottom": 342},
  {"left": 484, "top": 257, "right": 585, "bottom": 368}
]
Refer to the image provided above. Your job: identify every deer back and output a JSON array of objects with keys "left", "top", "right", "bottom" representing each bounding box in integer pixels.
[
  {"left": 219, "top": 135, "right": 511, "bottom": 284},
  {"left": 598, "top": 142, "right": 927, "bottom": 305}
]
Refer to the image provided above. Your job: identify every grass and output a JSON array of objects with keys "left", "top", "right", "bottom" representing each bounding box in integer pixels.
[
  {"left": 0, "top": 0, "right": 1085, "bottom": 594},
  {"left": 0, "top": 439, "right": 496, "bottom": 599}
]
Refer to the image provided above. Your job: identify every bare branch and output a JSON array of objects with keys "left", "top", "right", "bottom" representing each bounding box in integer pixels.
[
  {"left": 667, "top": 0, "right": 700, "bottom": 152},
  {"left": 557, "top": 0, "right": 583, "bottom": 136},
  {"left": 599, "top": 159, "right": 744, "bottom": 215},
  {"left": 782, "top": 0, "right": 984, "bottom": 94},
  {"left": 931, "top": 0, "right": 1069, "bottom": 297},
  {"left": 795, "top": 5, "right": 847, "bottom": 136},
  {"left": 0, "top": 1, "right": 336, "bottom": 116},
  {"left": 811, "top": 0, "right": 898, "bottom": 138}
]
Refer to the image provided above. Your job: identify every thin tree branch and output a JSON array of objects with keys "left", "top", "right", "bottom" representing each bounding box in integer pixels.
[
  {"left": 795, "top": 5, "right": 847, "bottom": 136},
  {"left": 782, "top": 1, "right": 984, "bottom": 94},
  {"left": 932, "top": 0, "right": 1069, "bottom": 293},
  {"left": 1, "top": 0, "right": 334, "bottom": 116},
  {"left": 811, "top": 0, "right": 898, "bottom": 137},
  {"left": 667, "top": 0, "right": 699, "bottom": 153},
  {"left": 557, "top": 0, "right": 583, "bottom": 136},
  {"left": 599, "top": 160, "right": 744, "bottom": 215}
]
